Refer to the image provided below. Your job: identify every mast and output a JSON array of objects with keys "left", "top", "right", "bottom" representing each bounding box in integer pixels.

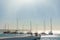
[
  {"left": 30, "top": 20, "right": 32, "bottom": 32},
  {"left": 17, "top": 18, "right": 18, "bottom": 30},
  {"left": 43, "top": 20, "right": 46, "bottom": 33},
  {"left": 16, "top": 18, "right": 18, "bottom": 32},
  {"left": 8, "top": 24, "right": 9, "bottom": 31},
  {"left": 41, "top": 20, "right": 46, "bottom": 35},
  {"left": 41, "top": 17, "right": 47, "bottom": 35},
  {"left": 50, "top": 18, "right": 52, "bottom": 33},
  {"left": 3, "top": 24, "right": 10, "bottom": 34},
  {"left": 49, "top": 17, "right": 53, "bottom": 35},
  {"left": 5, "top": 24, "right": 6, "bottom": 31}
]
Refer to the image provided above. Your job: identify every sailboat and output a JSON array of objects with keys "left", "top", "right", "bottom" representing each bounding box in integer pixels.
[
  {"left": 3, "top": 24, "right": 10, "bottom": 34},
  {"left": 40, "top": 20, "right": 47, "bottom": 35},
  {"left": 48, "top": 18, "right": 53, "bottom": 35},
  {"left": 9, "top": 18, "right": 18, "bottom": 34},
  {"left": 26, "top": 20, "right": 39, "bottom": 36},
  {"left": 26, "top": 20, "right": 32, "bottom": 35},
  {"left": 41, "top": 18, "right": 54, "bottom": 37},
  {"left": 2, "top": 20, "right": 40, "bottom": 40},
  {"left": 41, "top": 18, "right": 60, "bottom": 37}
]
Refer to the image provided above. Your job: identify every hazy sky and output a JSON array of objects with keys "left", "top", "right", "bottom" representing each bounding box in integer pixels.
[{"left": 0, "top": 0, "right": 60, "bottom": 32}]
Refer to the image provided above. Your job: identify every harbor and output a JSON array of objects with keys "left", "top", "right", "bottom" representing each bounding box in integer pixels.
[
  {"left": 0, "top": 16, "right": 60, "bottom": 40},
  {"left": 0, "top": 18, "right": 60, "bottom": 40},
  {"left": 0, "top": 0, "right": 60, "bottom": 40}
]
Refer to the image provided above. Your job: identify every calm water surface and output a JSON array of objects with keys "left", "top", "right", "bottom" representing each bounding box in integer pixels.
[
  {"left": 0, "top": 34, "right": 60, "bottom": 40},
  {"left": 40, "top": 37, "right": 60, "bottom": 40}
]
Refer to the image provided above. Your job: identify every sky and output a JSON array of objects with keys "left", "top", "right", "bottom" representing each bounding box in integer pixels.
[{"left": 0, "top": 0, "right": 60, "bottom": 33}]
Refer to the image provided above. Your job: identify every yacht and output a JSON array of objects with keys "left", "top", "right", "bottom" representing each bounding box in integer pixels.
[
  {"left": 2, "top": 19, "right": 40, "bottom": 40},
  {"left": 26, "top": 21, "right": 33, "bottom": 36},
  {"left": 41, "top": 18, "right": 60, "bottom": 38},
  {"left": 41, "top": 20, "right": 47, "bottom": 35},
  {"left": 48, "top": 18, "right": 53, "bottom": 35},
  {"left": 3, "top": 24, "right": 11, "bottom": 34}
]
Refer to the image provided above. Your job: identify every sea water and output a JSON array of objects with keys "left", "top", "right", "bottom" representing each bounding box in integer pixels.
[
  {"left": 0, "top": 34, "right": 39, "bottom": 40},
  {"left": 0, "top": 34, "right": 60, "bottom": 40},
  {"left": 0, "top": 34, "right": 20, "bottom": 37},
  {"left": 40, "top": 37, "right": 60, "bottom": 40}
]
